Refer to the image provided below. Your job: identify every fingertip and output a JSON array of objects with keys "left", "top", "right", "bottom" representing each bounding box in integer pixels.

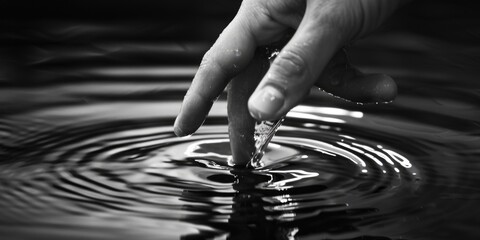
[
  {"left": 173, "top": 91, "right": 213, "bottom": 137},
  {"left": 370, "top": 74, "right": 397, "bottom": 103},
  {"left": 173, "top": 120, "right": 188, "bottom": 137},
  {"left": 248, "top": 85, "right": 285, "bottom": 120},
  {"left": 173, "top": 111, "right": 194, "bottom": 137}
]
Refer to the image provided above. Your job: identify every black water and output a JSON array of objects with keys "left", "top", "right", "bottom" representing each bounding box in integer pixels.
[{"left": 1, "top": 1, "right": 480, "bottom": 239}]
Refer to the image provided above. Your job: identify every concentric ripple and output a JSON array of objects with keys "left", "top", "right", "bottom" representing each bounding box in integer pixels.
[{"left": 0, "top": 102, "right": 443, "bottom": 240}]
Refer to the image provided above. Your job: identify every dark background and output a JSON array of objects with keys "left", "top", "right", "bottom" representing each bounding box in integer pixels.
[{"left": 1, "top": 0, "right": 480, "bottom": 85}]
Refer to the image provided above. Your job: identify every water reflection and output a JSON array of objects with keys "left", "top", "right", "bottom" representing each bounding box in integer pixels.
[
  {"left": 2, "top": 73, "right": 480, "bottom": 238},
  {"left": 0, "top": 107, "right": 429, "bottom": 239},
  {"left": 1, "top": 0, "right": 480, "bottom": 238},
  {"left": 175, "top": 123, "right": 424, "bottom": 239}
]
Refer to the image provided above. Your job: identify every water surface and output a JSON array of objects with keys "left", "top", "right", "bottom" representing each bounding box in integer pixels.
[{"left": 1, "top": 2, "right": 480, "bottom": 239}]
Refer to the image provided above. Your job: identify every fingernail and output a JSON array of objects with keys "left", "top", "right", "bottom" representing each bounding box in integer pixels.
[
  {"left": 248, "top": 85, "right": 285, "bottom": 119},
  {"left": 173, "top": 116, "right": 187, "bottom": 137}
]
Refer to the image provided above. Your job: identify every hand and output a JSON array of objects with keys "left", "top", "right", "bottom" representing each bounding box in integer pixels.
[{"left": 174, "top": 0, "right": 408, "bottom": 138}]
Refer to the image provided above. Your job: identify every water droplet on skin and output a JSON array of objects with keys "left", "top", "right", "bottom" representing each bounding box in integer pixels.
[
  {"left": 199, "top": 57, "right": 209, "bottom": 69},
  {"left": 227, "top": 48, "right": 242, "bottom": 57},
  {"left": 233, "top": 49, "right": 242, "bottom": 57},
  {"left": 294, "top": 41, "right": 312, "bottom": 48}
]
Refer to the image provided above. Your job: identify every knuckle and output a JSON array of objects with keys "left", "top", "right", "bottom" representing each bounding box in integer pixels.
[
  {"left": 242, "top": 0, "right": 269, "bottom": 18},
  {"left": 273, "top": 49, "right": 309, "bottom": 79},
  {"left": 199, "top": 53, "right": 211, "bottom": 70},
  {"left": 198, "top": 49, "right": 232, "bottom": 79}
]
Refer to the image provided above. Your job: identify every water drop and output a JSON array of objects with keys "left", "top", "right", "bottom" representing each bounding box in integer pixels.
[
  {"left": 233, "top": 49, "right": 242, "bottom": 57},
  {"left": 249, "top": 117, "right": 285, "bottom": 168}
]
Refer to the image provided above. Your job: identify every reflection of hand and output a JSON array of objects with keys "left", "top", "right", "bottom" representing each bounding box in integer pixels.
[{"left": 174, "top": 0, "right": 410, "bottom": 137}]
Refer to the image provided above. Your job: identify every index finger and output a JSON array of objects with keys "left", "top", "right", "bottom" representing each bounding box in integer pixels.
[{"left": 173, "top": 15, "right": 257, "bottom": 137}]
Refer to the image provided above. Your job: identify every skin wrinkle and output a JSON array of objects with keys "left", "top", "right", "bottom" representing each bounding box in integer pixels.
[
  {"left": 241, "top": 0, "right": 304, "bottom": 47},
  {"left": 353, "top": 0, "right": 406, "bottom": 41},
  {"left": 272, "top": 49, "right": 311, "bottom": 89},
  {"left": 174, "top": 0, "right": 404, "bottom": 136},
  {"left": 243, "top": 4, "right": 287, "bottom": 46},
  {"left": 241, "top": 5, "right": 267, "bottom": 38},
  {"left": 198, "top": 46, "right": 214, "bottom": 71},
  {"left": 306, "top": 1, "right": 352, "bottom": 44},
  {"left": 265, "top": 0, "right": 305, "bottom": 29},
  {"left": 305, "top": 0, "right": 401, "bottom": 44},
  {"left": 278, "top": 50, "right": 306, "bottom": 75},
  {"left": 264, "top": 73, "right": 288, "bottom": 92}
]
